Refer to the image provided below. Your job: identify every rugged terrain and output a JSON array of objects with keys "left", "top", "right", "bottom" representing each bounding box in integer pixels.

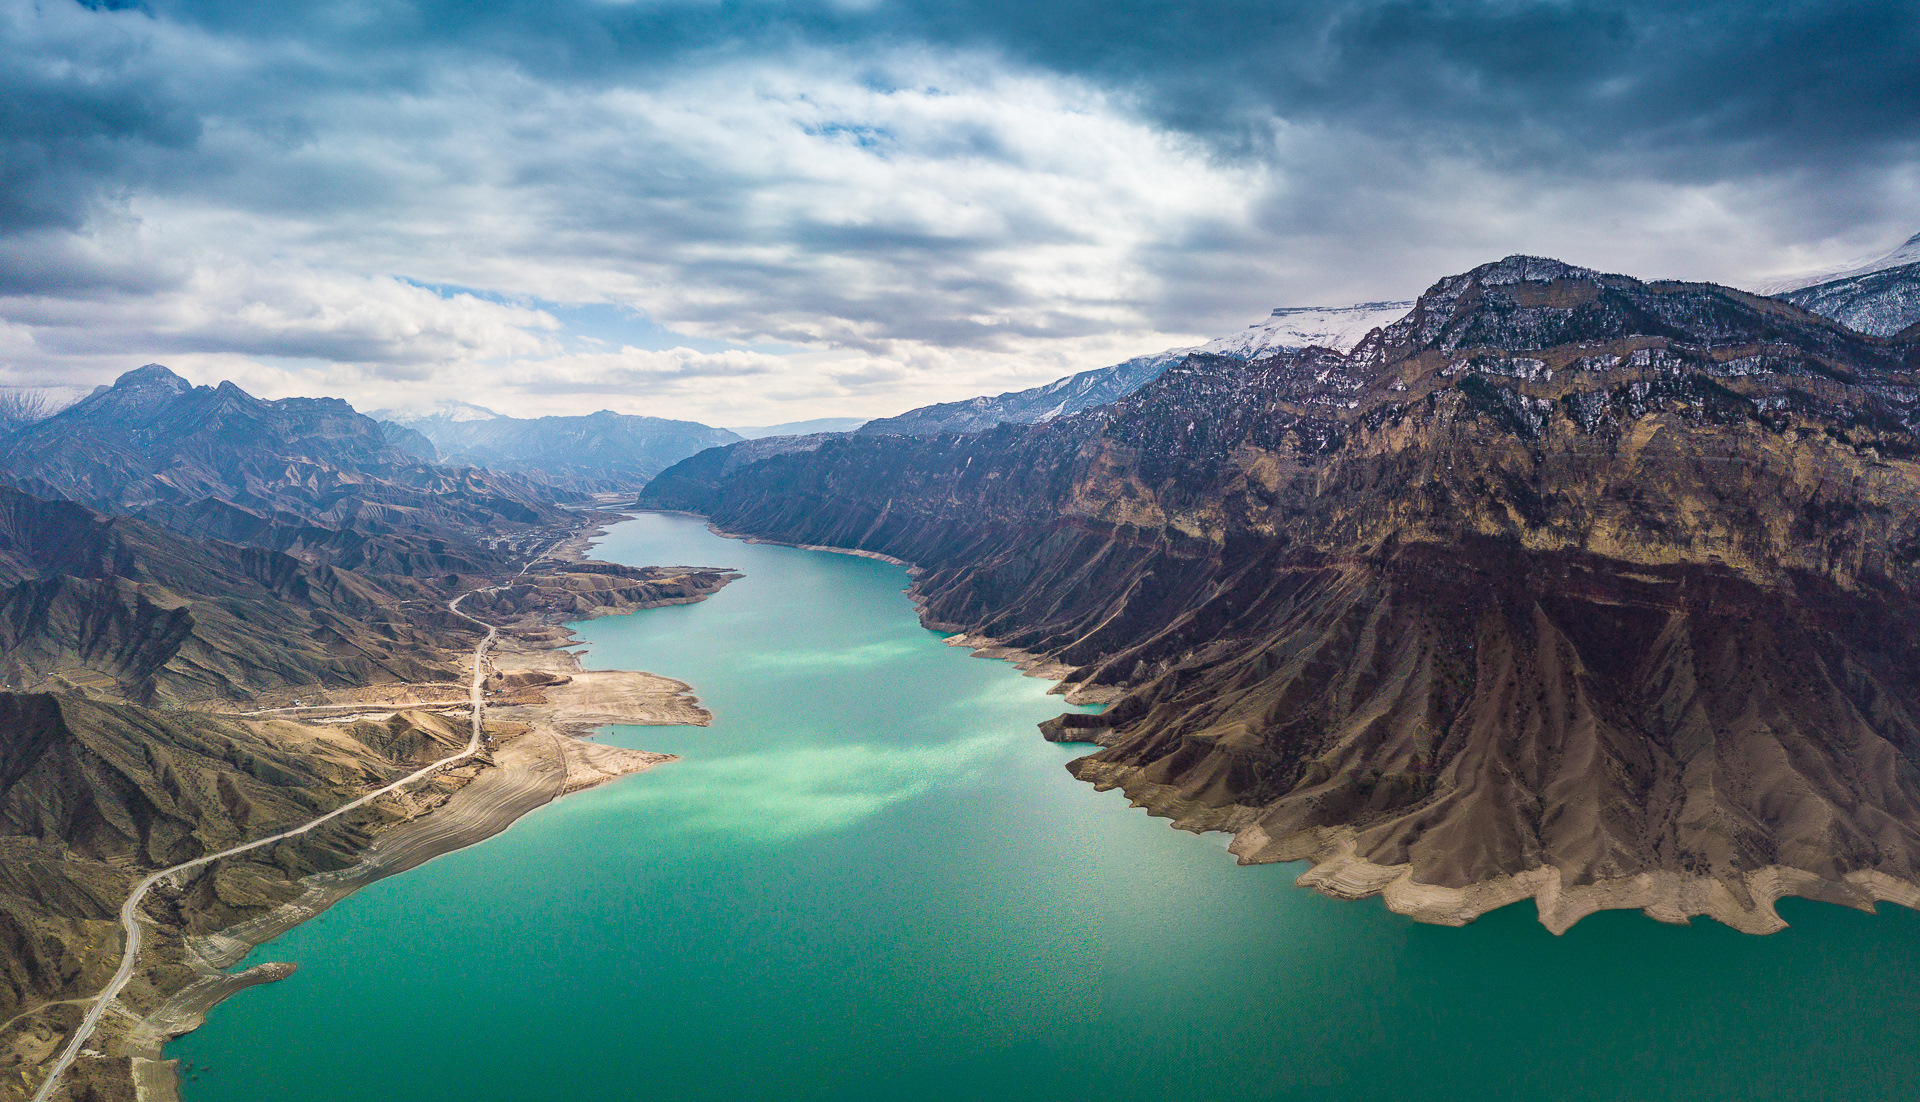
[
  {"left": 1771, "top": 231, "right": 1920, "bottom": 337},
  {"left": 643, "top": 255, "right": 1920, "bottom": 933},
  {"left": 0, "top": 373, "right": 739, "bottom": 1100},
  {"left": 0, "top": 487, "right": 736, "bottom": 1100},
  {"left": 857, "top": 301, "right": 1411, "bottom": 437},
  {"left": 0, "top": 485, "right": 464, "bottom": 706},
  {"left": 0, "top": 366, "right": 575, "bottom": 577}
]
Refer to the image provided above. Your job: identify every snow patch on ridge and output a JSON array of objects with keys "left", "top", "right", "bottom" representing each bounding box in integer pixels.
[{"left": 1756, "top": 232, "right": 1920, "bottom": 295}]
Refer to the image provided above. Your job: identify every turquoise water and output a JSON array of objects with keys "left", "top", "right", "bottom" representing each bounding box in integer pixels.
[{"left": 173, "top": 512, "right": 1920, "bottom": 1101}]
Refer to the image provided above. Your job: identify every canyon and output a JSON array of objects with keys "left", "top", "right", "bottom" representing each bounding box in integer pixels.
[{"left": 641, "top": 255, "right": 1920, "bottom": 932}]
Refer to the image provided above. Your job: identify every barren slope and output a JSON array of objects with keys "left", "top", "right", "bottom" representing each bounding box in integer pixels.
[{"left": 642, "top": 255, "right": 1920, "bottom": 931}]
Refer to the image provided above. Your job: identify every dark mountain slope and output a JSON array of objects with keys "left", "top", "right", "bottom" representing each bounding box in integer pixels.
[
  {"left": 0, "top": 484, "right": 460, "bottom": 705},
  {"left": 642, "top": 256, "right": 1920, "bottom": 932}
]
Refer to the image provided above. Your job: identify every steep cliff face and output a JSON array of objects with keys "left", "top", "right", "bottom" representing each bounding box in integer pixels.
[{"left": 642, "top": 256, "right": 1920, "bottom": 931}]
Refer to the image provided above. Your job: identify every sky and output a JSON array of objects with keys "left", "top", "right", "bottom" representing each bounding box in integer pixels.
[{"left": 2, "top": 0, "right": 1918, "bottom": 426}]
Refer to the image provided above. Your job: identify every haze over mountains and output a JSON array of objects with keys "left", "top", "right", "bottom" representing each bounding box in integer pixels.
[
  {"left": 378, "top": 402, "right": 743, "bottom": 493},
  {"left": 643, "top": 251, "right": 1920, "bottom": 932}
]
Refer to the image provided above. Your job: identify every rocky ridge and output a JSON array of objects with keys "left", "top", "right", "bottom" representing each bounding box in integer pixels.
[
  {"left": 0, "top": 485, "right": 470, "bottom": 707},
  {"left": 1767, "top": 231, "right": 1920, "bottom": 338},
  {"left": 0, "top": 366, "right": 574, "bottom": 577},
  {"left": 855, "top": 300, "right": 1412, "bottom": 437},
  {"left": 642, "top": 255, "right": 1920, "bottom": 933}
]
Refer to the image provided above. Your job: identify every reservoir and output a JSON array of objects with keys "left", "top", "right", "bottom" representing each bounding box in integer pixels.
[{"left": 173, "top": 511, "right": 1920, "bottom": 1101}]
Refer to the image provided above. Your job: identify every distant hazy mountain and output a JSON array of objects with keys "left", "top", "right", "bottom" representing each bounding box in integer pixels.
[
  {"left": 1764, "top": 232, "right": 1920, "bottom": 337},
  {"left": 857, "top": 300, "right": 1413, "bottom": 436},
  {"left": 380, "top": 406, "right": 742, "bottom": 492},
  {"left": 0, "top": 365, "right": 569, "bottom": 560},
  {"left": 728, "top": 417, "right": 869, "bottom": 439}
]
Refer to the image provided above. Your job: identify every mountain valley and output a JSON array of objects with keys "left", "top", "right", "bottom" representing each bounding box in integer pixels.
[
  {"left": 379, "top": 404, "right": 742, "bottom": 493},
  {"left": 642, "top": 254, "right": 1920, "bottom": 933},
  {"left": 9, "top": 243, "right": 1920, "bottom": 1100},
  {"left": 0, "top": 371, "right": 740, "bottom": 1101}
]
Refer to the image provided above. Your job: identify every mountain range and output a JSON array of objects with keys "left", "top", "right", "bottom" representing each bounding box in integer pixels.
[
  {"left": 1765, "top": 232, "right": 1920, "bottom": 337},
  {"left": 0, "top": 366, "right": 575, "bottom": 579},
  {"left": 642, "top": 253, "right": 1920, "bottom": 933},
  {"left": 378, "top": 402, "right": 743, "bottom": 492},
  {"left": 0, "top": 366, "right": 743, "bottom": 1100},
  {"left": 8, "top": 233, "right": 1920, "bottom": 1099},
  {"left": 857, "top": 301, "right": 1414, "bottom": 437}
]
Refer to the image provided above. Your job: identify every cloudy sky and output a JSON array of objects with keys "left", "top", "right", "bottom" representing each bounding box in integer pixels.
[{"left": 3, "top": 0, "right": 1917, "bottom": 426}]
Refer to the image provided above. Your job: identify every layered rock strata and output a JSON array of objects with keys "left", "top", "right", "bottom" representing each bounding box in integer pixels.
[{"left": 642, "top": 255, "right": 1920, "bottom": 932}]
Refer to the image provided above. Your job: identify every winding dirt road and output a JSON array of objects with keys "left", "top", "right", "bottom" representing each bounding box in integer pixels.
[{"left": 29, "top": 589, "right": 507, "bottom": 1102}]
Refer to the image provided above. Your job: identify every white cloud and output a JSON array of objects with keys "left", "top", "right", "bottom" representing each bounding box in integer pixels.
[{"left": 3, "top": 2, "right": 1918, "bottom": 425}]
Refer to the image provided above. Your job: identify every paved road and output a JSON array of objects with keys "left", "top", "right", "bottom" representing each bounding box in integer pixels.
[{"left": 28, "top": 588, "right": 506, "bottom": 1102}]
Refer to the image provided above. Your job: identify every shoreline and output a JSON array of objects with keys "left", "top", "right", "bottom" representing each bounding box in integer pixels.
[
  {"left": 127, "top": 724, "right": 671, "bottom": 1102},
  {"left": 676, "top": 510, "right": 1920, "bottom": 936},
  {"left": 690, "top": 515, "right": 1118, "bottom": 704},
  {"left": 25, "top": 511, "right": 723, "bottom": 1101}
]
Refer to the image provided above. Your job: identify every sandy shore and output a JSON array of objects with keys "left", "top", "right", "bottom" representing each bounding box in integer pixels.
[
  {"left": 707, "top": 522, "right": 917, "bottom": 568},
  {"left": 118, "top": 722, "right": 673, "bottom": 1101}
]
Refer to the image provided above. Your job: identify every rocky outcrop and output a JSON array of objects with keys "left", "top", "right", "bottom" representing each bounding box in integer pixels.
[{"left": 643, "top": 255, "right": 1920, "bottom": 931}]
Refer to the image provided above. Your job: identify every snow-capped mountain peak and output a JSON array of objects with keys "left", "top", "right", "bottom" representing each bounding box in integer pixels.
[
  {"left": 1756, "top": 231, "right": 1920, "bottom": 295},
  {"left": 1196, "top": 301, "right": 1415, "bottom": 359},
  {"left": 370, "top": 399, "right": 502, "bottom": 424}
]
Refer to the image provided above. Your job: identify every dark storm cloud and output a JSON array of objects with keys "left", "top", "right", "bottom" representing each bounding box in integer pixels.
[
  {"left": 2, "top": 0, "right": 1917, "bottom": 421},
  {"left": 0, "top": 9, "right": 198, "bottom": 236},
  {"left": 102, "top": 0, "right": 1920, "bottom": 171},
  {"left": 7, "top": 0, "right": 1914, "bottom": 241}
]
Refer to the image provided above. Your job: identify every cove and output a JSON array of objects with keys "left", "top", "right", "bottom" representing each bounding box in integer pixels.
[{"left": 172, "top": 512, "right": 1920, "bottom": 1101}]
